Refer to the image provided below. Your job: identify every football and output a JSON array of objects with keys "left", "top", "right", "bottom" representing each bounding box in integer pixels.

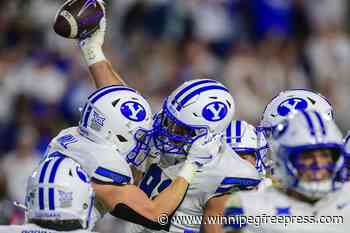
[{"left": 53, "top": 0, "right": 104, "bottom": 39}]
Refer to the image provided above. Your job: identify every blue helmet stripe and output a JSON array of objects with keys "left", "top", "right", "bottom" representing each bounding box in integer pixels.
[
  {"left": 301, "top": 111, "right": 315, "bottom": 136},
  {"left": 314, "top": 111, "right": 326, "bottom": 135},
  {"left": 81, "top": 103, "right": 87, "bottom": 117},
  {"left": 171, "top": 79, "right": 217, "bottom": 105},
  {"left": 39, "top": 159, "right": 51, "bottom": 184},
  {"left": 345, "top": 134, "right": 350, "bottom": 145},
  {"left": 49, "top": 157, "right": 65, "bottom": 183},
  {"left": 177, "top": 85, "right": 229, "bottom": 111},
  {"left": 38, "top": 187, "right": 45, "bottom": 210},
  {"left": 38, "top": 158, "right": 52, "bottom": 210},
  {"left": 80, "top": 103, "right": 88, "bottom": 127},
  {"left": 226, "top": 122, "right": 232, "bottom": 144},
  {"left": 82, "top": 87, "right": 137, "bottom": 127},
  {"left": 82, "top": 106, "right": 92, "bottom": 127},
  {"left": 47, "top": 157, "right": 64, "bottom": 211},
  {"left": 90, "top": 87, "right": 136, "bottom": 104},
  {"left": 236, "top": 120, "right": 242, "bottom": 143},
  {"left": 48, "top": 188, "right": 55, "bottom": 210}
]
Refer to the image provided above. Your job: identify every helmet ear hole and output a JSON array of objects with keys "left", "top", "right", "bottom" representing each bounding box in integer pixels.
[
  {"left": 226, "top": 100, "right": 232, "bottom": 108},
  {"left": 112, "top": 98, "right": 121, "bottom": 107},
  {"left": 117, "top": 135, "right": 128, "bottom": 142}
]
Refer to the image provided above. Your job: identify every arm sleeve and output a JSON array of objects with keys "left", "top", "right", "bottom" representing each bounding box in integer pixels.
[{"left": 110, "top": 203, "right": 165, "bottom": 230}]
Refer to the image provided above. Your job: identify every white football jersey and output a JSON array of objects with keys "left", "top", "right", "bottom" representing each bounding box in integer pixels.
[
  {"left": 45, "top": 127, "right": 133, "bottom": 226},
  {"left": 0, "top": 224, "right": 97, "bottom": 233},
  {"left": 257, "top": 178, "right": 273, "bottom": 192},
  {"left": 123, "top": 143, "right": 260, "bottom": 233},
  {"left": 224, "top": 183, "right": 350, "bottom": 233}
]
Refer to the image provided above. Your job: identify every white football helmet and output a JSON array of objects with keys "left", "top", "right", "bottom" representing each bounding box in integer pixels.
[
  {"left": 270, "top": 110, "right": 346, "bottom": 199},
  {"left": 260, "top": 89, "right": 334, "bottom": 137},
  {"left": 26, "top": 155, "right": 94, "bottom": 230},
  {"left": 344, "top": 133, "right": 350, "bottom": 155},
  {"left": 153, "top": 79, "right": 235, "bottom": 156},
  {"left": 343, "top": 133, "right": 350, "bottom": 180},
  {"left": 79, "top": 85, "right": 153, "bottom": 166},
  {"left": 225, "top": 120, "right": 269, "bottom": 175}
]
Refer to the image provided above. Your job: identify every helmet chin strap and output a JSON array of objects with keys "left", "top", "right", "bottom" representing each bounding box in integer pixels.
[{"left": 296, "top": 180, "right": 333, "bottom": 200}]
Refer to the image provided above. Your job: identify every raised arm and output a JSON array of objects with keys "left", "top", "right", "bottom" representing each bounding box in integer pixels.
[
  {"left": 88, "top": 60, "right": 126, "bottom": 88},
  {"left": 78, "top": 3, "right": 125, "bottom": 88}
]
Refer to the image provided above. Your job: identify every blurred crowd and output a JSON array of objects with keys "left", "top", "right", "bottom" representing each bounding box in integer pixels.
[{"left": 0, "top": 0, "right": 350, "bottom": 231}]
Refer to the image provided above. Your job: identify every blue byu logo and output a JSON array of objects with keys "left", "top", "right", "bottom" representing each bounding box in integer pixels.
[
  {"left": 202, "top": 101, "right": 228, "bottom": 122},
  {"left": 121, "top": 101, "right": 146, "bottom": 122},
  {"left": 277, "top": 98, "right": 308, "bottom": 116}
]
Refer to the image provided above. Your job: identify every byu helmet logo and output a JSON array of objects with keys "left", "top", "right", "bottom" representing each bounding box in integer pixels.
[
  {"left": 121, "top": 101, "right": 146, "bottom": 122},
  {"left": 202, "top": 101, "right": 228, "bottom": 122},
  {"left": 277, "top": 98, "right": 308, "bottom": 116}
]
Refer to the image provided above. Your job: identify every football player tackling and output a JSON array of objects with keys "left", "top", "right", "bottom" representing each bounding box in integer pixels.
[
  {"left": 43, "top": 0, "right": 217, "bottom": 231},
  {"left": 73, "top": 3, "right": 261, "bottom": 233}
]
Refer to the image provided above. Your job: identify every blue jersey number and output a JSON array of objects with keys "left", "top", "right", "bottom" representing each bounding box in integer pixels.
[
  {"left": 139, "top": 164, "right": 172, "bottom": 197},
  {"left": 57, "top": 134, "right": 78, "bottom": 149}
]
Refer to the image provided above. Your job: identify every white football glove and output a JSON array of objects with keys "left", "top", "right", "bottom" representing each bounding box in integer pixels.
[
  {"left": 178, "top": 134, "right": 222, "bottom": 183},
  {"left": 187, "top": 134, "right": 221, "bottom": 167},
  {"left": 79, "top": 0, "right": 106, "bottom": 66}
]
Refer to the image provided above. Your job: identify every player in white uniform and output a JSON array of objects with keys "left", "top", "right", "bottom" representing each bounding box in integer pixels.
[
  {"left": 119, "top": 80, "right": 261, "bottom": 233},
  {"left": 259, "top": 89, "right": 334, "bottom": 140},
  {"left": 61, "top": 2, "right": 259, "bottom": 232},
  {"left": 41, "top": 1, "right": 217, "bottom": 231},
  {"left": 42, "top": 69, "right": 215, "bottom": 231},
  {"left": 0, "top": 157, "right": 96, "bottom": 233},
  {"left": 226, "top": 120, "right": 272, "bottom": 190},
  {"left": 224, "top": 110, "right": 349, "bottom": 233},
  {"left": 258, "top": 89, "right": 335, "bottom": 176},
  {"left": 343, "top": 133, "right": 350, "bottom": 181}
]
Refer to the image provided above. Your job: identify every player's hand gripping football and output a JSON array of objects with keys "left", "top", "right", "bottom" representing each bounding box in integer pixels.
[{"left": 79, "top": 0, "right": 106, "bottom": 66}]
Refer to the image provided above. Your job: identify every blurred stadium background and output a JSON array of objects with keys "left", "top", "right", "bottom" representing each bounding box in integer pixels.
[{"left": 0, "top": 0, "right": 349, "bottom": 231}]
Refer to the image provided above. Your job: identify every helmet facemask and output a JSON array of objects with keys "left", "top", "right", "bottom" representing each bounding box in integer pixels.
[
  {"left": 78, "top": 86, "right": 154, "bottom": 168},
  {"left": 153, "top": 104, "right": 208, "bottom": 156},
  {"left": 126, "top": 128, "right": 154, "bottom": 166},
  {"left": 279, "top": 146, "right": 346, "bottom": 199},
  {"left": 234, "top": 145, "right": 269, "bottom": 176}
]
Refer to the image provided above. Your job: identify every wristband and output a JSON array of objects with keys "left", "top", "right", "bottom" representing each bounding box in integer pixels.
[{"left": 80, "top": 44, "right": 106, "bottom": 66}]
